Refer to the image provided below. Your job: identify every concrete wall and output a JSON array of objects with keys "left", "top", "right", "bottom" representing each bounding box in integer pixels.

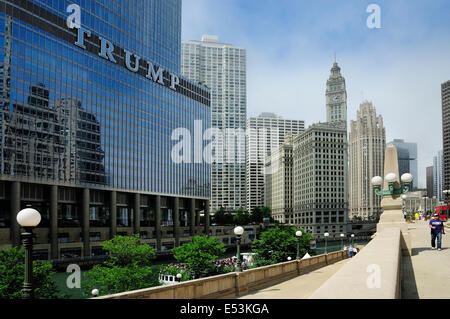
[
  {"left": 309, "top": 228, "right": 402, "bottom": 299},
  {"left": 94, "top": 250, "right": 348, "bottom": 299}
]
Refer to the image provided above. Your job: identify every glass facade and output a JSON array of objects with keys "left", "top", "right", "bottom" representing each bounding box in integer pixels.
[{"left": 0, "top": 0, "right": 210, "bottom": 198}]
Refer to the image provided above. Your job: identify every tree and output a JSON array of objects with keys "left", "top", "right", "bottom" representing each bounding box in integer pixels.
[
  {"left": 251, "top": 226, "right": 314, "bottom": 266},
  {"left": 233, "top": 208, "right": 251, "bottom": 225},
  {"left": 0, "top": 247, "right": 60, "bottom": 299},
  {"left": 250, "top": 206, "right": 272, "bottom": 224},
  {"left": 213, "top": 208, "right": 234, "bottom": 225},
  {"left": 82, "top": 234, "right": 160, "bottom": 297},
  {"left": 172, "top": 235, "right": 226, "bottom": 278}
]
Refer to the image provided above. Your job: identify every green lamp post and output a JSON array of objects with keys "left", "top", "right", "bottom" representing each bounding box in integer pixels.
[
  {"left": 16, "top": 208, "right": 41, "bottom": 299},
  {"left": 234, "top": 226, "right": 244, "bottom": 272},
  {"left": 296, "top": 230, "right": 302, "bottom": 260}
]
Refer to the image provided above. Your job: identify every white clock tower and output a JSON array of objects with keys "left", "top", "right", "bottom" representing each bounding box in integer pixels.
[{"left": 326, "top": 61, "right": 347, "bottom": 125}]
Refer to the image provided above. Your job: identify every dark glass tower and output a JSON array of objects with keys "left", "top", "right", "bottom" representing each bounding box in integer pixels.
[{"left": 0, "top": 0, "right": 213, "bottom": 258}]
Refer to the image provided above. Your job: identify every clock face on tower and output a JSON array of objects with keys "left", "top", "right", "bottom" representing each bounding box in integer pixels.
[{"left": 332, "top": 94, "right": 340, "bottom": 102}]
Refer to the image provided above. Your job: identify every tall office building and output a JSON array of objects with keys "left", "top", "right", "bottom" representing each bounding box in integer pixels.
[
  {"left": 388, "top": 139, "right": 418, "bottom": 190},
  {"left": 0, "top": 0, "right": 214, "bottom": 258},
  {"left": 349, "top": 102, "right": 385, "bottom": 220},
  {"left": 264, "top": 135, "right": 294, "bottom": 223},
  {"left": 326, "top": 61, "right": 347, "bottom": 125},
  {"left": 292, "top": 122, "right": 348, "bottom": 238},
  {"left": 426, "top": 166, "right": 434, "bottom": 198},
  {"left": 182, "top": 35, "right": 247, "bottom": 212},
  {"left": 246, "top": 113, "right": 304, "bottom": 212},
  {"left": 442, "top": 80, "right": 450, "bottom": 191},
  {"left": 433, "top": 150, "right": 444, "bottom": 202}
]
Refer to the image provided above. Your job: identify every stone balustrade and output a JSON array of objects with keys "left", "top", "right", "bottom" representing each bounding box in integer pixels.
[
  {"left": 94, "top": 250, "right": 348, "bottom": 299},
  {"left": 309, "top": 228, "right": 402, "bottom": 299}
]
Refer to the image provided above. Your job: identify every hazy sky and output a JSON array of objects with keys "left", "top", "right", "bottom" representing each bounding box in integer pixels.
[{"left": 182, "top": 0, "right": 450, "bottom": 188}]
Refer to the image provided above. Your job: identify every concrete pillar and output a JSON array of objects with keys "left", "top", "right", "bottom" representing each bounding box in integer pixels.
[
  {"left": 205, "top": 200, "right": 210, "bottom": 236},
  {"left": 10, "top": 181, "right": 21, "bottom": 247},
  {"left": 155, "top": 195, "right": 162, "bottom": 251},
  {"left": 190, "top": 198, "right": 196, "bottom": 236},
  {"left": 82, "top": 188, "right": 90, "bottom": 257},
  {"left": 134, "top": 193, "right": 140, "bottom": 235},
  {"left": 377, "top": 144, "right": 411, "bottom": 256},
  {"left": 49, "top": 185, "right": 58, "bottom": 259},
  {"left": 110, "top": 191, "right": 117, "bottom": 238},
  {"left": 173, "top": 197, "right": 180, "bottom": 247}
]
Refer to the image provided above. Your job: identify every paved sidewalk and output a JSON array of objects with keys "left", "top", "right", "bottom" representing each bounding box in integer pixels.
[
  {"left": 402, "top": 220, "right": 450, "bottom": 299},
  {"left": 238, "top": 258, "right": 348, "bottom": 299}
]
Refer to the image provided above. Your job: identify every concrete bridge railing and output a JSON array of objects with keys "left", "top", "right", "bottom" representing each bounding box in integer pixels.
[
  {"left": 309, "top": 227, "right": 402, "bottom": 299},
  {"left": 94, "top": 250, "right": 348, "bottom": 299}
]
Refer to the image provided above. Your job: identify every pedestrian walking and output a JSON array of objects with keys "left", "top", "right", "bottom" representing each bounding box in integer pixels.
[{"left": 429, "top": 213, "right": 446, "bottom": 251}]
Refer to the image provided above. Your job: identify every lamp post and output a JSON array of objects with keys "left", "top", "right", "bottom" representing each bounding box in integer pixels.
[
  {"left": 296, "top": 230, "right": 302, "bottom": 260},
  {"left": 234, "top": 226, "right": 244, "bottom": 272},
  {"left": 91, "top": 289, "right": 99, "bottom": 297},
  {"left": 324, "top": 232, "right": 329, "bottom": 254},
  {"left": 16, "top": 208, "right": 41, "bottom": 299},
  {"left": 340, "top": 233, "right": 344, "bottom": 250},
  {"left": 176, "top": 273, "right": 182, "bottom": 283},
  {"left": 351, "top": 233, "right": 355, "bottom": 247}
]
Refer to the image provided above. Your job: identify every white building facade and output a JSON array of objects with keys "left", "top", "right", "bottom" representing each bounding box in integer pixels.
[
  {"left": 349, "top": 102, "right": 385, "bottom": 220},
  {"left": 246, "top": 113, "right": 304, "bottom": 212},
  {"left": 434, "top": 150, "right": 444, "bottom": 202},
  {"left": 182, "top": 35, "right": 247, "bottom": 212},
  {"left": 264, "top": 135, "right": 294, "bottom": 223},
  {"left": 292, "top": 122, "right": 348, "bottom": 238}
]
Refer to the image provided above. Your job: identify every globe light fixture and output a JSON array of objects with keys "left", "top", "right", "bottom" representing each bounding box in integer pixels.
[
  {"left": 176, "top": 273, "right": 182, "bottom": 282},
  {"left": 372, "top": 172, "right": 413, "bottom": 196},
  {"left": 233, "top": 226, "right": 244, "bottom": 236},
  {"left": 371, "top": 176, "right": 383, "bottom": 187},
  {"left": 16, "top": 208, "right": 41, "bottom": 299},
  {"left": 92, "top": 289, "right": 99, "bottom": 297},
  {"left": 16, "top": 208, "right": 41, "bottom": 228},
  {"left": 287, "top": 257, "right": 292, "bottom": 261},
  {"left": 324, "top": 232, "right": 329, "bottom": 255},
  {"left": 401, "top": 173, "right": 413, "bottom": 183},
  {"left": 385, "top": 173, "right": 397, "bottom": 183},
  {"left": 340, "top": 233, "right": 345, "bottom": 250}
]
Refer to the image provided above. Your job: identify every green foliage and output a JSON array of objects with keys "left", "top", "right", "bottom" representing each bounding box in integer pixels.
[
  {"left": 250, "top": 206, "right": 272, "bottom": 224},
  {"left": 82, "top": 234, "right": 159, "bottom": 297},
  {"left": 233, "top": 208, "right": 251, "bottom": 225},
  {"left": 172, "top": 235, "right": 226, "bottom": 278},
  {"left": 213, "top": 208, "right": 234, "bottom": 225},
  {"left": 159, "top": 266, "right": 191, "bottom": 281},
  {"left": 251, "top": 226, "right": 314, "bottom": 266},
  {"left": 0, "top": 247, "right": 59, "bottom": 299},
  {"left": 101, "top": 234, "right": 155, "bottom": 266}
]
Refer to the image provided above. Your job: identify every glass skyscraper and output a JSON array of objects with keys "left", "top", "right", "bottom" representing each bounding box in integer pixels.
[
  {"left": 388, "top": 139, "right": 418, "bottom": 191},
  {"left": 0, "top": 0, "right": 213, "bottom": 259}
]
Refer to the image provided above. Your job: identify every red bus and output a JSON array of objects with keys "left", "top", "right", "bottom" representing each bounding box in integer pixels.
[{"left": 434, "top": 205, "right": 449, "bottom": 222}]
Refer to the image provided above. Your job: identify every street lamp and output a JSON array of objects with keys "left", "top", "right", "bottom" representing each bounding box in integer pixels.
[
  {"left": 176, "top": 273, "right": 182, "bottom": 283},
  {"left": 234, "top": 226, "right": 244, "bottom": 272},
  {"left": 16, "top": 208, "right": 41, "bottom": 299},
  {"left": 340, "top": 233, "right": 345, "bottom": 250},
  {"left": 351, "top": 233, "right": 355, "bottom": 247},
  {"left": 287, "top": 257, "right": 292, "bottom": 261},
  {"left": 324, "top": 232, "right": 329, "bottom": 254},
  {"left": 91, "top": 289, "right": 99, "bottom": 297},
  {"left": 296, "top": 230, "right": 302, "bottom": 260}
]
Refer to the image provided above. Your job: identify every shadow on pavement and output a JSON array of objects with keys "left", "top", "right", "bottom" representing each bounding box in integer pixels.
[{"left": 411, "top": 247, "right": 432, "bottom": 256}]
